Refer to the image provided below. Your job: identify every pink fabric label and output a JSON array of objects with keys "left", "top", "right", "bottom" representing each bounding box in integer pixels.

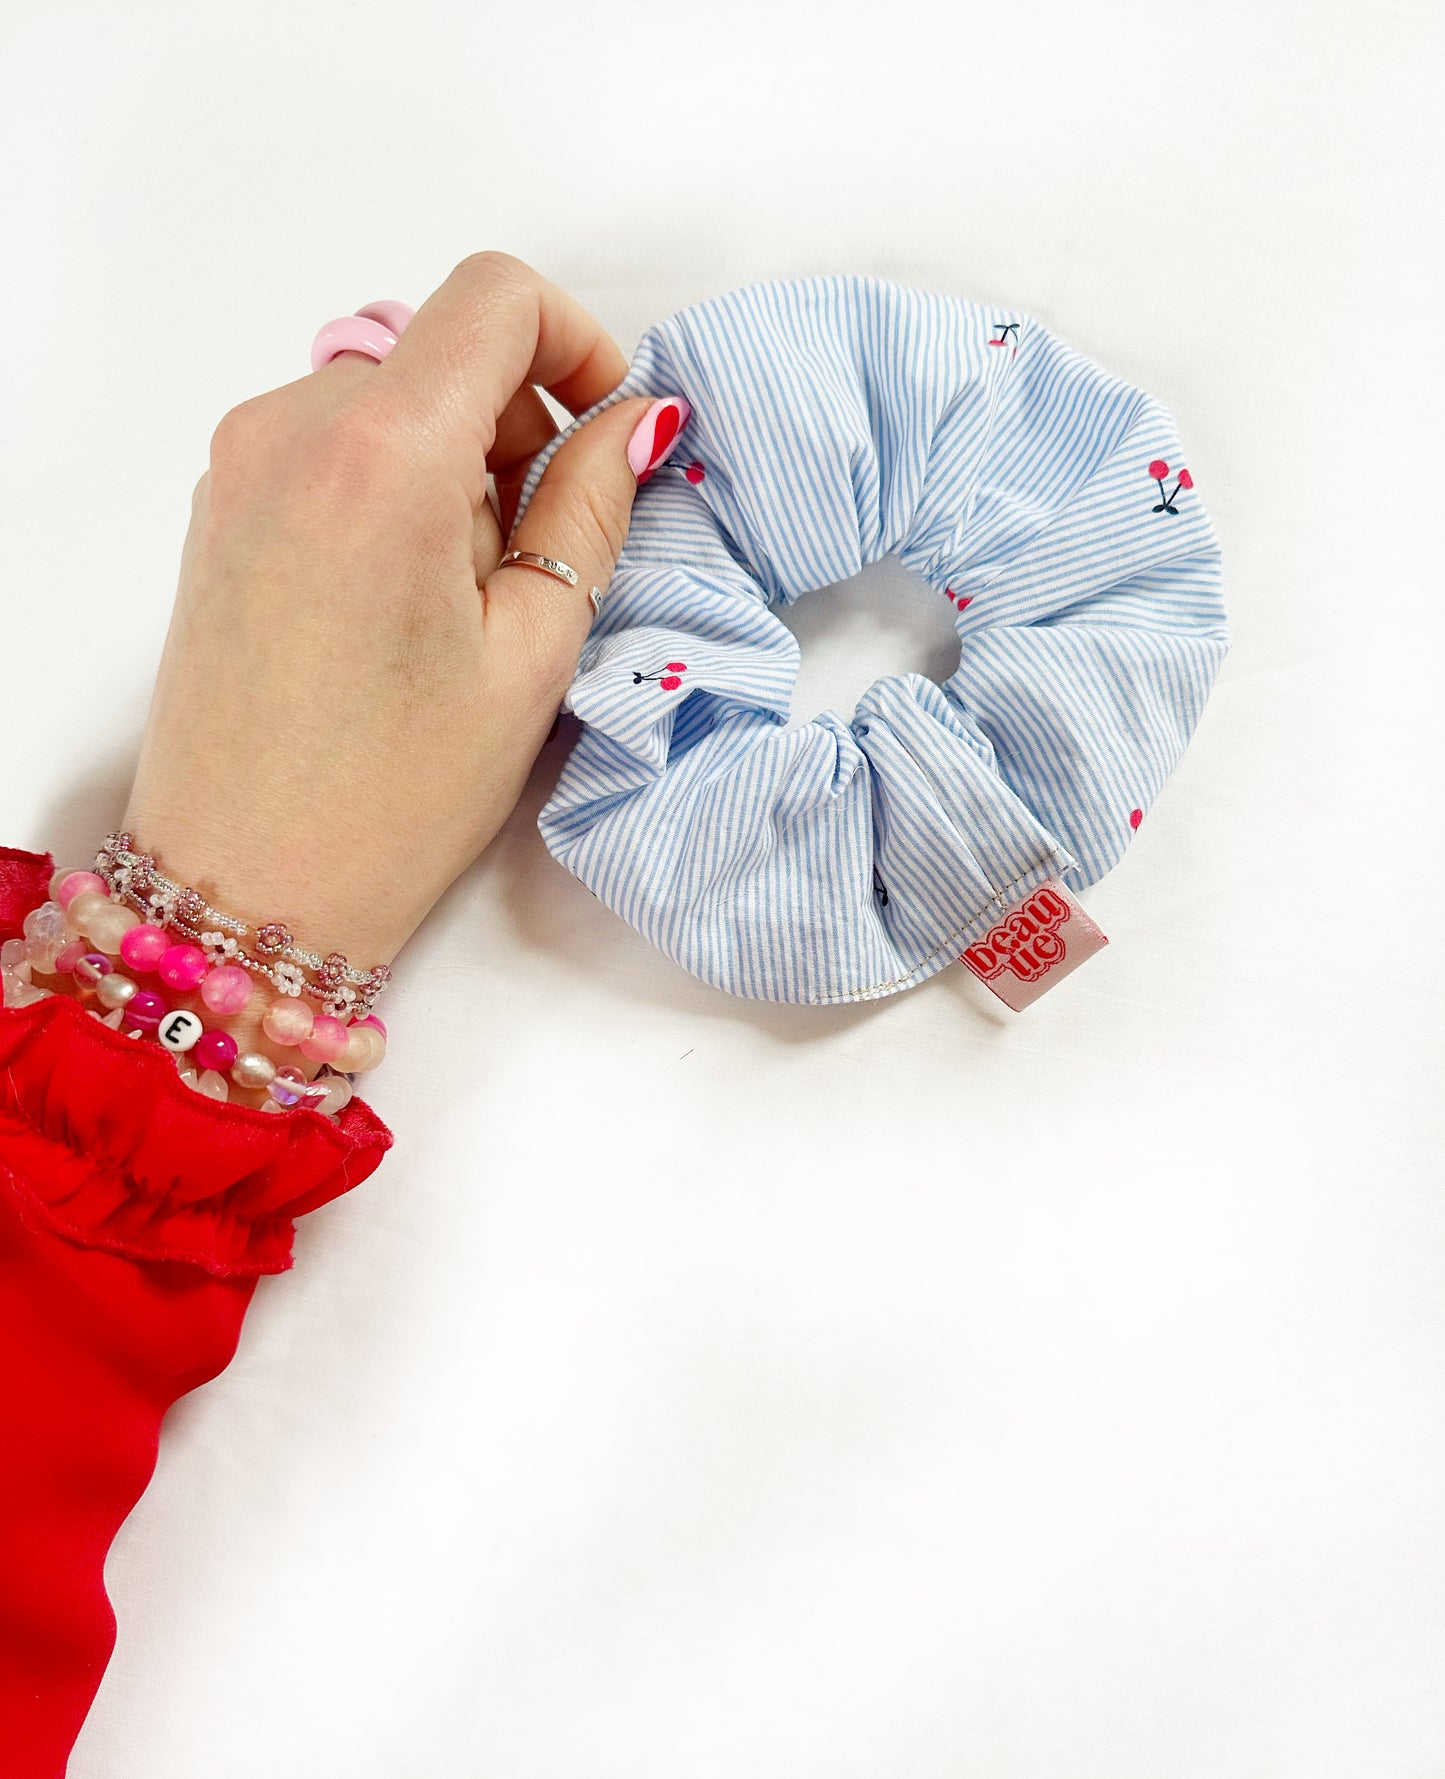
[{"left": 958, "top": 878, "right": 1108, "bottom": 1010}]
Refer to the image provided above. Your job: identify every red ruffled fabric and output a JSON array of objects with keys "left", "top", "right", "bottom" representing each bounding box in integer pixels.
[{"left": 0, "top": 845, "right": 393, "bottom": 1277}]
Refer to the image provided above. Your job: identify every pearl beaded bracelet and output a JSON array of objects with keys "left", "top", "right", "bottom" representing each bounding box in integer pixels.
[{"left": 0, "top": 859, "right": 390, "bottom": 1115}]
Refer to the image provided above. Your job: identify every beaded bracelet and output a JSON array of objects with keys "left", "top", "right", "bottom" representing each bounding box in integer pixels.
[
  {"left": 0, "top": 866, "right": 389, "bottom": 1114},
  {"left": 91, "top": 833, "right": 391, "bottom": 1022}
]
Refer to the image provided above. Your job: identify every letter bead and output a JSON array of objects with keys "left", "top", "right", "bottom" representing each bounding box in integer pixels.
[{"left": 157, "top": 1008, "right": 205, "bottom": 1053}]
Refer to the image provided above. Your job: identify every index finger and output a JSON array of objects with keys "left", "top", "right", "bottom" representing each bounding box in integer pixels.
[{"left": 370, "top": 251, "right": 629, "bottom": 492}]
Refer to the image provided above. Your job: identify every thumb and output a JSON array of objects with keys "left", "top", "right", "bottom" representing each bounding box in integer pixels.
[{"left": 483, "top": 394, "right": 691, "bottom": 697}]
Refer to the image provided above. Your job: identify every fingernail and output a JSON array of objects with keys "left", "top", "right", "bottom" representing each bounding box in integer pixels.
[{"left": 627, "top": 396, "right": 692, "bottom": 485}]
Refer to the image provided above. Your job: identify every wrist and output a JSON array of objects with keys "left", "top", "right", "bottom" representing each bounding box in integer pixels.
[{"left": 119, "top": 799, "right": 416, "bottom": 969}]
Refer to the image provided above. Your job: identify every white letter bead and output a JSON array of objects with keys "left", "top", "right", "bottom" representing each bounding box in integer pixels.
[{"left": 157, "top": 1009, "right": 205, "bottom": 1053}]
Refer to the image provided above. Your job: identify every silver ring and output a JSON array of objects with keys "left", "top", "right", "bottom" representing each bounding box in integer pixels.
[
  {"left": 498, "top": 549, "right": 603, "bottom": 622},
  {"left": 498, "top": 550, "right": 579, "bottom": 587}
]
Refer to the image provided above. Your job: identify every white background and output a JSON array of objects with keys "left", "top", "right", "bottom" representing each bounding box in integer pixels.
[{"left": 3, "top": 2, "right": 1443, "bottom": 1773}]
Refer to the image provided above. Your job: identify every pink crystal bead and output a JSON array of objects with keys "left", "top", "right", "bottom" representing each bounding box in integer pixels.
[
  {"left": 120, "top": 924, "right": 172, "bottom": 972},
  {"left": 54, "top": 938, "right": 90, "bottom": 975},
  {"left": 54, "top": 870, "right": 107, "bottom": 909},
  {"left": 299, "top": 1014, "right": 349, "bottom": 1063},
  {"left": 338, "top": 1023, "right": 386, "bottom": 1073},
  {"left": 261, "top": 997, "right": 314, "bottom": 1047},
  {"left": 157, "top": 944, "right": 208, "bottom": 991},
  {"left": 125, "top": 989, "right": 167, "bottom": 1031},
  {"left": 74, "top": 952, "right": 114, "bottom": 987},
  {"left": 200, "top": 964, "right": 252, "bottom": 1015},
  {"left": 195, "top": 1029, "right": 239, "bottom": 1073}
]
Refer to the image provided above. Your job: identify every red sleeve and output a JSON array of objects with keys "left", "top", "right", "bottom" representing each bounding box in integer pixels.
[{"left": 0, "top": 846, "right": 393, "bottom": 1777}]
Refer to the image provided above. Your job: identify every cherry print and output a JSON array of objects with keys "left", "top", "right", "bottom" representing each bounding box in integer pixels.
[
  {"left": 1129, "top": 807, "right": 1143, "bottom": 829},
  {"left": 943, "top": 586, "right": 972, "bottom": 611},
  {"left": 1148, "top": 459, "right": 1193, "bottom": 514},
  {"left": 634, "top": 661, "right": 690, "bottom": 691},
  {"left": 872, "top": 866, "right": 890, "bottom": 908},
  {"left": 988, "top": 323, "right": 1020, "bottom": 348},
  {"left": 661, "top": 458, "right": 707, "bottom": 484}
]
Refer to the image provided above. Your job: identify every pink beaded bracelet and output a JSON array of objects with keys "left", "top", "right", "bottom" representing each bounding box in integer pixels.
[{"left": 1, "top": 868, "right": 390, "bottom": 1114}]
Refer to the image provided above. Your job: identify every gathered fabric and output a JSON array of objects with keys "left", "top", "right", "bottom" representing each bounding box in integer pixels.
[
  {"left": 515, "top": 277, "right": 1228, "bottom": 1004},
  {"left": 0, "top": 850, "right": 392, "bottom": 1279},
  {"left": 0, "top": 845, "right": 394, "bottom": 1772}
]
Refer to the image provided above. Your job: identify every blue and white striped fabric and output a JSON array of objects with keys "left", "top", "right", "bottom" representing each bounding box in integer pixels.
[{"left": 514, "top": 277, "right": 1227, "bottom": 1004}]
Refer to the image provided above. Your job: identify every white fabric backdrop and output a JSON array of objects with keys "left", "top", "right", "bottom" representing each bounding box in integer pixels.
[{"left": 3, "top": 2, "right": 1442, "bottom": 1772}]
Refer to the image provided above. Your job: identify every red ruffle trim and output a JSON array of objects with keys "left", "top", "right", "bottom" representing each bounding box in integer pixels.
[{"left": 0, "top": 845, "right": 393, "bottom": 1277}]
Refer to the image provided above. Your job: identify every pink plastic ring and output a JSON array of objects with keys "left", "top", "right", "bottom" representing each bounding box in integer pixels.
[
  {"left": 354, "top": 299, "right": 415, "bottom": 336},
  {"left": 310, "top": 312, "right": 406, "bottom": 372}
]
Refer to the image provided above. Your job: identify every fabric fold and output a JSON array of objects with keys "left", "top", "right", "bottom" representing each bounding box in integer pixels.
[{"left": 0, "top": 846, "right": 391, "bottom": 1276}]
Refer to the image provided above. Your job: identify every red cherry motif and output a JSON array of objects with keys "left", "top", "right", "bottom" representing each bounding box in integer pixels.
[
  {"left": 1129, "top": 807, "right": 1144, "bottom": 829},
  {"left": 683, "top": 461, "right": 706, "bottom": 484},
  {"left": 1148, "top": 460, "right": 1192, "bottom": 514},
  {"left": 634, "top": 660, "right": 689, "bottom": 691},
  {"left": 943, "top": 586, "right": 973, "bottom": 611}
]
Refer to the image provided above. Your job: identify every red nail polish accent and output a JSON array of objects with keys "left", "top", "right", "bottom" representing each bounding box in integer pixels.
[{"left": 628, "top": 397, "right": 692, "bottom": 485}]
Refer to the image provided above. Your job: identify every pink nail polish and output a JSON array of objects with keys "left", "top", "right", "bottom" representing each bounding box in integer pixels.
[{"left": 627, "top": 396, "right": 692, "bottom": 485}]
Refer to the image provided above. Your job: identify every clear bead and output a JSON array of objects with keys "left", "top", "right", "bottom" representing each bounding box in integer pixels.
[
  {"left": 312, "top": 1073, "right": 354, "bottom": 1117},
  {"left": 266, "top": 1065, "right": 310, "bottom": 1109},
  {"left": 3, "top": 978, "right": 50, "bottom": 1009},
  {"left": 22, "top": 901, "right": 70, "bottom": 946},
  {"left": 23, "top": 902, "right": 75, "bottom": 972}
]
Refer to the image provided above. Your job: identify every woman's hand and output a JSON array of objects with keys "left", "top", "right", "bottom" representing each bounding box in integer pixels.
[{"left": 123, "top": 251, "right": 687, "bottom": 980}]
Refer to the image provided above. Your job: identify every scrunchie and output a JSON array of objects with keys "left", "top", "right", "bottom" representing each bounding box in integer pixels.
[{"left": 515, "top": 277, "right": 1227, "bottom": 1005}]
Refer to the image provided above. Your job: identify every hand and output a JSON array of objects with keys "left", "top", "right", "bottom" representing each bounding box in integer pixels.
[{"left": 123, "top": 250, "right": 687, "bottom": 993}]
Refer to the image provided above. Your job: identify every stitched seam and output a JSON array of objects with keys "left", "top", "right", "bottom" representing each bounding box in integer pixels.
[
  {"left": 806, "top": 852, "right": 1063, "bottom": 1005},
  {"left": 0, "top": 1151, "right": 292, "bottom": 1276}
]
